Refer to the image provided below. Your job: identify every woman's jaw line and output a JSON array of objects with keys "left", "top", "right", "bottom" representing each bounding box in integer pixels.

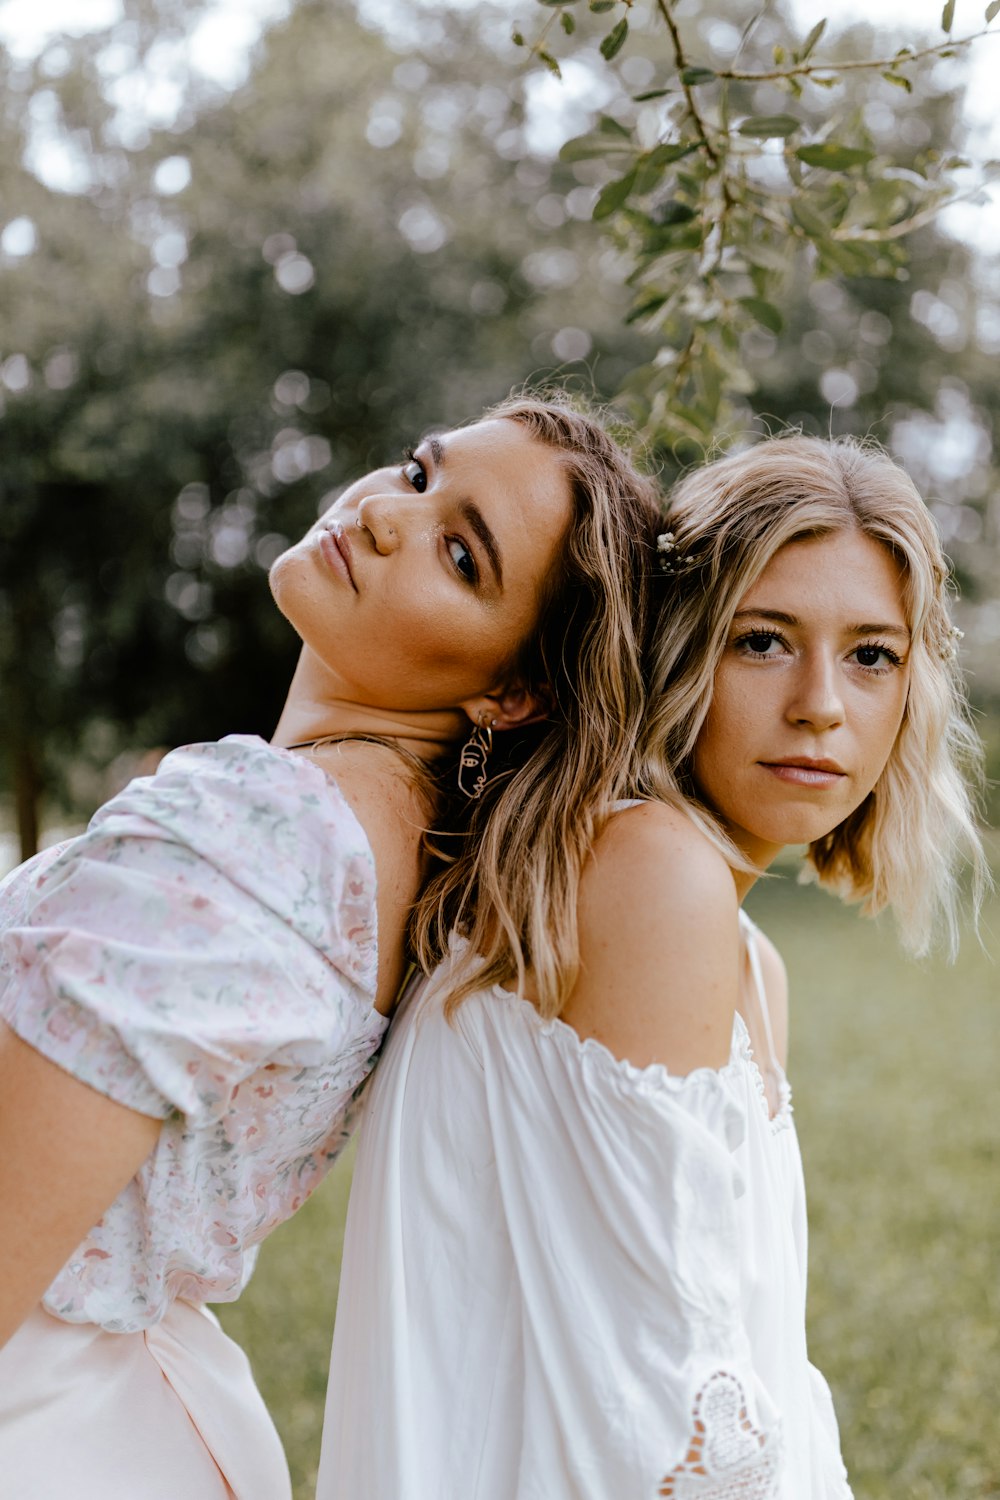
[{"left": 270, "top": 646, "right": 475, "bottom": 762}]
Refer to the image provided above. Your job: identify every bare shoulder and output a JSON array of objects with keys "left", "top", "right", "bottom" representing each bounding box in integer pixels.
[
  {"left": 748, "top": 922, "right": 789, "bottom": 1070},
  {"left": 308, "top": 745, "right": 425, "bottom": 882},
  {"left": 306, "top": 745, "right": 427, "bottom": 1012},
  {"left": 561, "top": 801, "right": 741, "bottom": 1075}
]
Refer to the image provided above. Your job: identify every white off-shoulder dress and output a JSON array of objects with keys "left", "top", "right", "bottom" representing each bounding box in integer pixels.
[
  {"left": 318, "top": 912, "right": 853, "bottom": 1500},
  {"left": 0, "top": 735, "right": 386, "bottom": 1500}
]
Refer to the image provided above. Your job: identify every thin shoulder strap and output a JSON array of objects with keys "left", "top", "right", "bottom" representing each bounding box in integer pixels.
[{"left": 739, "top": 912, "right": 780, "bottom": 1070}]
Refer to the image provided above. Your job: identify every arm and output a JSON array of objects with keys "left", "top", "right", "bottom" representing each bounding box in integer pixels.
[
  {"left": 562, "top": 799, "right": 741, "bottom": 1073},
  {"left": 0, "top": 1021, "right": 160, "bottom": 1349}
]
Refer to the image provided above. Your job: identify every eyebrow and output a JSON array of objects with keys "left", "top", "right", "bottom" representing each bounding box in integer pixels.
[
  {"left": 460, "top": 499, "right": 504, "bottom": 589},
  {"left": 733, "top": 608, "right": 910, "bottom": 639},
  {"left": 424, "top": 435, "right": 504, "bottom": 589}
]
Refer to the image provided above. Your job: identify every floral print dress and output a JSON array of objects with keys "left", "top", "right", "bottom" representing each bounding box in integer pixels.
[{"left": 0, "top": 735, "right": 385, "bottom": 1498}]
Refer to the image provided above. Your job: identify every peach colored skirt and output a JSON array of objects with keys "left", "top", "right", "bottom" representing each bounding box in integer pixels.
[{"left": 0, "top": 1301, "right": 292, "bottom": 1500}]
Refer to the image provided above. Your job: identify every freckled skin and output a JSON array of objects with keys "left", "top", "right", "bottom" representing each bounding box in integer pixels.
[
  {"left": 693, "top": 530, "right": 911, "bottom": 870},
  {"left": 268, "top": 419, "right": 573, "bottom": 715}
]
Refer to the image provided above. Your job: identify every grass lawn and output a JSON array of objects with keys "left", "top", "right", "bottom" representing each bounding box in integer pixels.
[{"left": 216, "top": 874, "right": 1000, "bottom": 1500}]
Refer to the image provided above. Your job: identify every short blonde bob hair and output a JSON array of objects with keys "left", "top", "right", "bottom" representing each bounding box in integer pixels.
[{"left": 641, "top": 433, "right": 987, "bottom": 957}]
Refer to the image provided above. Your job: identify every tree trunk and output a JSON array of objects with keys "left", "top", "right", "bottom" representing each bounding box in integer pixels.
[{"left": 13, "top": 732, "right": 40, "bottom": 863}]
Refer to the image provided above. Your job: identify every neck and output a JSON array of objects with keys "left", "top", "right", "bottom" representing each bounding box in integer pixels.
[
  {"left": 271, "top": 646, "right": 467, "bottom": 763},
  {"left": 731, "top": 842, "right": 783, "bottom": 904}
]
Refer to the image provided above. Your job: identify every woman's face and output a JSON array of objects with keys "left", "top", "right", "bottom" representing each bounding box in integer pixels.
[
  {"left": 692, "top": 528, "right": 911, "bottom": 867},
  {"left": 269, "top": 418, "right": 573, "bottom": 718}
]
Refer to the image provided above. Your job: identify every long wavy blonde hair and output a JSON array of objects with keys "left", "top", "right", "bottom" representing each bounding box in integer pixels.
[
  {"left": 411, "top": 393, "right": 661, "bottom": 1017},
  {"left": 640, "top": 433, "right": 988, "bottom": 956}
]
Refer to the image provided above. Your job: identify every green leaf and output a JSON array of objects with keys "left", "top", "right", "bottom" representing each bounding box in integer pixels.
[
  {"left": 538, "top": 48, "right": 562, "bottom": 76},
  {"left": 561, "top": 11, "right": 576, "bottom": 32},
  {"left": 681, "top": 67, "right": 716, "bottom": 86},
  {"left": 738, "top": 114, "right": 801, "bottom": 139},
  {"left": 738, "top": 297, "right": 784, "bottom": 334},
  {"left": 941, "top": 0, "right": 956, "bottom": 30},
  {"left": 558, "top": 117, "right": 633, "bottom": 161},
  {"left": 653, "top": 199, "right": 697, "bottom": 225},
  {"left": 642, "top": 219, "right": 703, "bottom": 252},
  {"left": 801, "top": 19, "right": 827, "bottom": 58},
  {"left": 647, "top": 141, "right": 700, "bottom": 168},
  {"left": 987, "top": 0, "right": 1000, "bottom": 19},
  {"left": 600, "top": 17, "right": 629, "bottom": 59},
  {"left": 593, "top": 166, "right": 637, "bottom": 219},
  {"left": 882, "top": 70, "right": 913, "bottom": 91},
  {"left": 633, "top": 88, "right": 672, "bottom": 102},
  {"left": 589, "top": 0, "right": 615, "bottom": 11},
  {"left": 773, "top": 44, "right": 786, "bottom": 64},
  {"left": 512, "top": 29, "right": 525, "bottom": 46},
  {"left": 796, "top": 142, "right": 875, "bottom": 170},
  {"left": 742, "top": 239, "right": 792, "bottom": 273},
  {"left": 559, "top": 136, "right": 630, "bottom": 161},
  {"left": 625, "top": 293, "right": 668, "bottom": 324},
  {"left": 598, "top": 113, "right": 632, "bottom": 138},
  {"left": 791, "top": 198, "right": 831, "bottom": 237}
]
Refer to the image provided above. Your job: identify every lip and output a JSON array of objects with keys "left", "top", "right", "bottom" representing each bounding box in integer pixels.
[
  {"left": 319, "top": 525, "right": 357, "bottom": 591},
  {"left": 760, "top": 757, "right": 847, "bottom": 787}
]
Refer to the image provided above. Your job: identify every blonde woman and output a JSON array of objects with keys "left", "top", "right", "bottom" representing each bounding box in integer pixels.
[
  {"left": 318, "top": 435, "right": 986, "bottom": 1500},
  {"left": 0, "top": 397, "right": 659, "bottom": 1499}
]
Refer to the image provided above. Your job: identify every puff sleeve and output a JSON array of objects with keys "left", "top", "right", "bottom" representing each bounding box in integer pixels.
[{"left": 0, "top": 737, "right": 378, "bottom": 1127}]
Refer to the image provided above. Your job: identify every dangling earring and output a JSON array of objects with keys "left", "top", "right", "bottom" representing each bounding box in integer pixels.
[{"left": 457, "top": 713, "right": 494, "bottom": 800}]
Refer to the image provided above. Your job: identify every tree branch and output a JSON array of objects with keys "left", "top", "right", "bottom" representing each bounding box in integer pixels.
[
  {"left": 655, "top": 0, "right": 719, "bottom": 166},
  {"left": 834, "top": 178, "right": 1000, "bottom": 242},
  {"left": 713, "top": 28, "right": 996, "bottom": 84}
]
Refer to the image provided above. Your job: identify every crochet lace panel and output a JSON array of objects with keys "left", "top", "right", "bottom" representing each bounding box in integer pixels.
[{"left": 658, "top": 1372, "right": 782, "bottom": 1498}]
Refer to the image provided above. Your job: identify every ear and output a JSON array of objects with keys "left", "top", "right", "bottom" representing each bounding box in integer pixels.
[{"left": 461, "top": 682, "right": 555, "bottom": 733}]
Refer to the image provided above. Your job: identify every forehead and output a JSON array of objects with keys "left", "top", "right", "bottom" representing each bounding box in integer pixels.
[
  {"left": 441, "top": 418, "right": 572, "bottom": 544},
  {"left": 739, "top": 529, "right": 908, "bottom": 622}
]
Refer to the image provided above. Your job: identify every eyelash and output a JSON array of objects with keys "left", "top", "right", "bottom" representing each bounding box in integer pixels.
[
  {"left": 734, "top": 628, "right": 904, "bottom": 675},
  {"left": 400, "top": 447, "right": 478, "bottom": 586},
  {"left": 401, "top": 446, "right": 427, "bottom": 493}
]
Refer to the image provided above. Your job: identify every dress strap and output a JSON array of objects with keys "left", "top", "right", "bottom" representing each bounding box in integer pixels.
[
  {"left": 738, "top": 912, "right": 780, "bottom": 1075},
  {"left": 283, "top": 733, "right": 430, "bottom": 779}
]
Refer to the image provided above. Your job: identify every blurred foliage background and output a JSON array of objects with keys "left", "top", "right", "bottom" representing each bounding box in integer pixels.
[
  {"left": 1, "top": 0, "right": 997, "bottom": 1494},
  {"left": 0, "top": 0, "right": 998, "bottom": 859}
]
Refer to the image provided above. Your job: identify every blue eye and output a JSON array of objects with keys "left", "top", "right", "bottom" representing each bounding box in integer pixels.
[
  {"left": 402, "top": 450, "right": 427, "bottom": 492},
  {"left": 447, "top": 536, "right": 477, "bottom": 584}
]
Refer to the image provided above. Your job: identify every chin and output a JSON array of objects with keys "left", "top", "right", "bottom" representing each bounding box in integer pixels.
[{"left": 268, "top": 546, "right": 317, "bottom": 624}]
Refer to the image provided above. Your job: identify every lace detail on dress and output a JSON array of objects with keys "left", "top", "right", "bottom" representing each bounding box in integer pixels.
[
  {"left": 731, "top": 1015, "right": 793, "bottom": 1134},
  {"left": 658, "top": 1372, "right": 782, "bottom": 1498}
]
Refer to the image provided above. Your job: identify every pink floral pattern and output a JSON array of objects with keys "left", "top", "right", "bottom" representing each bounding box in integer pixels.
[{"left": 0, "top": 736, "right": 383, "bottom": 1332}]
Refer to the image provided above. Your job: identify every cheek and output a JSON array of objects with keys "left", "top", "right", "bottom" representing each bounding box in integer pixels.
[
  {"left": 699, "top": 673, "right": 757, "bottom": 760},
  {"left": 856, "top": 687, "right": 908, "bottom": 782}
]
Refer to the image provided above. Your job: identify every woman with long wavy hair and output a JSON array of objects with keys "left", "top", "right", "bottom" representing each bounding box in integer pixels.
[
  {"left": 0, "top": 395, "right": 660, "bottom": 1499},
  {"left": 318, "top": 434, "right": 987, "bottom": 1500}
]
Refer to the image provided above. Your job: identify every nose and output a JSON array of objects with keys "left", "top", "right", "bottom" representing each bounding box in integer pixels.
[
  {"left": 355, "top": 494, "right": 402, "bottom": 555},
  {"left": 785, "top": 649, "right": 845, "bottom": 732}
]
